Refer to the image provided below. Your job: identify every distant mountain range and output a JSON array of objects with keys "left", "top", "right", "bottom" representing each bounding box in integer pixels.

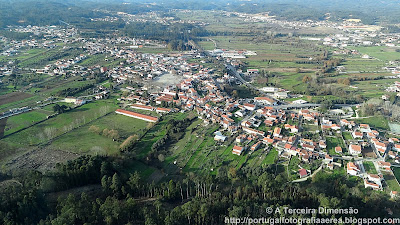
[{"left": 0, "top": 0, "right": 399, "bottom": 27}]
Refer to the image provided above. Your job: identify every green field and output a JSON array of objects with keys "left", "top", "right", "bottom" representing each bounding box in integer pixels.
[
  {"left": 48, "top": 112, "right": 149, "bottom": 155},
  {"left": 354, "top": 115, "right": 389, "bottom": 130},
  {"left": 3, "top": 110, "right": 51, "bottom": 136},
  {"left": 326, "top": 136, "right": 345, "bottom": 155},
  {"left": 384, "top": 173, "right": 400, "bottom": 192},
  {"left": 287, "top": 155, "right": 300, "bottom": 180},
  {"left": 262, "top": 148, "right": 278, "bottom": 165},
  {"left": 2, "top": 100, "right": 117, "bottom": 147},
  {"left": 341, "top": 58, "right": 385, "bottom": 72},
  {"left": 363, "top": 161, "right": 377, "bottom": 174},
  {"left": 393, "top": 167, "right": 400, "bottom": 184},
  {"left": 352, "top": 46, "right": 400, "bottom": 62},
  {"left": 133, "top": 112, "right": 188, "bottom": 159},
  {"left": 342, "top": 132, "right": 353, "bottom": 140}
]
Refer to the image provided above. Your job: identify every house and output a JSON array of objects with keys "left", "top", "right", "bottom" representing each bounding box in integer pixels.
[
  {"left": 243, "top": 103, "right": 256, "bottom": 111},
  {"left": 131, "top": 104, "right": 154, "bottom": 111},
  {"left": 298, "top": 168, "right": 309, "bottom": 178},
  {"left": 243, "top": 127, "right": 265, "bottom": 136},
  {"left": 327, "top": 163, "right": 334, "bottom": 170},
  {"left": 394, "top": 144, "right": 400, "bottom": 152},
  {"left": 364, "top": 179, "right": 382, "bottom": 191},
  {"left": 263, "top": 137, "right": 274, "bottom": 145},
  {"left": 254, "top": 97, "right": 276, "bottom": 105},
  {"left": 347, "top": 162, "right": 360, "bottom": 176},
  {"left": 377, "top": 161, "right": 391, "bottom": 171},
  {"left": 115, "top": 109, "right": 158, "bottom": 122},
  {"left": 335, "top": 146, "right": 343, "bottom": 154},
  {"left": 273, "top": 127, "right": 281, "bottom": 137},
  {"left": 388, "top": 151, "right": 397, "bottom": 159},
  {"left": 292, "top": 99, "right": 308, "bottom": 104},
  {"left": 349, "top": 144, "right": 362, "bottom": 155},
  {"left": 391, "top": 191, "right": 398, "bottom": 199},
  {"left": 274, "top": 92, "right": 288, "bottom": 99},
  {"left": 352, "top": 131, "right": 363, "bottom": 139},
  {"left": 331, "top": 124, "right": 341, "bottom": 131},
  {"left": 284, "top": 124, "right": 299, "bottom": 133},
  {"left": 250, "top": 141, "right": 262, "bottom": 151},
  {"left": 324, "top": 154, "right": 333, "bottom": 163},
  {"left": 232, "top": 145, "right": 245, "bottom": 155},
  {"left": 236, "top": 135, "right": 246, "bottom": 143},
  {"left": 214, "top": 131, "right": 227, "bottom": 142},
  {"left": 319, "top": 140, "right": 327, "bottom": 149},
  {"left": 156, "top": 107, "right": 171, "bottom": 113}
]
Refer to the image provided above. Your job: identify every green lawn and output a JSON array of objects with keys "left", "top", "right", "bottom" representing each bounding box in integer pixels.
[
  {"left": 326, "top": 136, "right": 345, "bottom": 155},
  {"left": 383, "top": 173, "right": 400, "bottom": 192},
  {"left": 262, "top": 148, "right": 278, "bottom": 165},
  {"left": 342, "top": 132, "right": 353, "bottom": 140},
  {"left": 354, "top": 115, "right": 389, "bottom": 130},
  {"left": 363, "top": 161, "right": 377, "bottom": 174},
  {"left": 393, "top": 167, "right": 400, "bottom": 183}
]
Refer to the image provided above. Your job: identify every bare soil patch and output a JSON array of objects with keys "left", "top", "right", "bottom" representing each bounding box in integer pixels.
[
  {"left": 5, "top": 147, "right": 80, "bottom": 172},
  {"left": 0, "top": 92, "right": 33, "bottom": 105}
]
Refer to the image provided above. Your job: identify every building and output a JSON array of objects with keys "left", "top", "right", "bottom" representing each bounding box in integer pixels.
[
  {"left": 115, "top": 109, "right": 158, "bottom": 122},
  {"left": 347, "top": 162, "right": 360, "bottom": 176},
  {"left": 232, "top": 145, "right": 245, "bottom": 156},
  {"left": 349, "top": 144, "right": 362, "bottom": 155},
  {"left": 254, "top": 97, "right": 276, "bottom": 105},
  {"left": 214, "top": 131, "right": 227, "bottom": 142},
  {"left": 298, "top": 168, "right": 309, "bottom": 178}
]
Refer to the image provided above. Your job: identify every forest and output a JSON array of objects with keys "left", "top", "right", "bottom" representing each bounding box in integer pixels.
[{"left": 0, "top": 153, "right": 398, "bottom": 225}]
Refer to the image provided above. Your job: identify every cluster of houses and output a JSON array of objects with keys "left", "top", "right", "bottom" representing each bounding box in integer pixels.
[
  {"left": 386, "top": 81, "right": 400, "bottom": 93},
  {"left": 322, "top": 27, "right": 400, "bottom": 49},
  {"left": 208, "top": 49, "right": 257, "bottom": 59}
]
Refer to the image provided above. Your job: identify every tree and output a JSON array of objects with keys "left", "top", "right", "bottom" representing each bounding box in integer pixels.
[
  {"left": 158, "top": 154, "right": 165, "bottom": 162},
  {"left": 110, "top": 173, "right": 122, "bottom": 198},
  {"left": 53, "top": 104, "right": 68, "bottom": 114}
]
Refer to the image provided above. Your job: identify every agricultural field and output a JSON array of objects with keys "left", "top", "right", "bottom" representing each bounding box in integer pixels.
[
  {"left": 1, "top": 100, "right": 118, "bottom": 147},
  {"left": 17, "top": 47, "right": 83, "bottom": 68},
  {"left": 352, "top": 46, "right": 400, "bottom": 62},
  {"left": 0, "top": 92, "right": 37, "bottom": 113},
  {"left": 363, "top": 161, "right": 377, "bottom": 174},
  {"left": 48, "top": 112, "right": 149, "bottom": 155},
  {"left": 341, "top": 58, "right": 385, "bottom": 72},
  {"left": 350, "top": 78, "right": 400, "bottom": 99},
  {"left": 3, "top": 110, "right": 52, "bottom": 136},
  {"left": 287, "top": 156, "right": 301, "bottom": 181}
]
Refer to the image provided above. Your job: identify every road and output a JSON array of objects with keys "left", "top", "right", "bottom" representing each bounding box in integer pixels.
[{"left": 225, "top": 64, "right": 279, "bottom": 101}]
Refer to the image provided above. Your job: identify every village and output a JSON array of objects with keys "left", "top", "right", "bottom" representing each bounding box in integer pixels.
[
  {"left": 106, "top": 47, "right": 400, "bottom": 198},
  {"left": 1, "top": 16, "right": 400, "bottom": 201}
]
